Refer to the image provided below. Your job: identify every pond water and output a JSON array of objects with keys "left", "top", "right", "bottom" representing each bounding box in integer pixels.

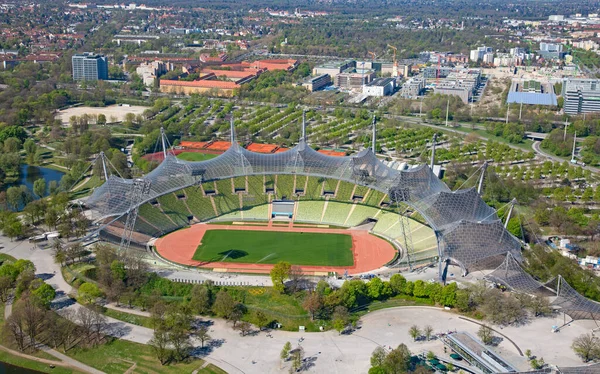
[
  {"left": 4, "top": 164, "right": 65, "bottom": 196},
  {"left": 0, "top": 361, "right": 44, "bottom": 374}
]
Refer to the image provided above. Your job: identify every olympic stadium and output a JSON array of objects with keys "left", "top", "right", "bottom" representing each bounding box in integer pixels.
[
  {"left": 83, "top": 118, "right": 600, "bottom": 327},
  {"left": 85, "top": 119, "right": 523, "bottom": 279}
]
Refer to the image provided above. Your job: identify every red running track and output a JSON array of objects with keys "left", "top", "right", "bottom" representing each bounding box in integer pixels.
[{"left": 154, "top": 223, "right": 397, "bottom": 275}]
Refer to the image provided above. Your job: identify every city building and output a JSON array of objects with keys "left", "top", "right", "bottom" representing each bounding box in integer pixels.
[
  {"left": 72, "top": 53, "right": 108, "bottom": 81},
  {"left": 507, "top": 79, "right": 558, "bottom": 106},
  {"left": 539, "top": 42, "right": 565, "bottom": 59},
  {"left": 469, "top": 46, "right": 492, "bottom": 62},
  {"left": 362, "top": 77, "right": 396, "bottom": 97},
  {"left": 400, "top": 77, "right": 425, "bottom": 98},
  {"left": 493, "top": 53, "right": 520, "bottom": 67},
  {"left": 302, "top": 74, "right": 331, "bottom": 92},
  {"left": 433, "top": 69, "right": 481, "bottom": 103},
  {"left": 159, "top": 79, "right": 238, "bottom": 96},
  {"left": 483, "top": 52, "right": 495, "bottom": 65},
  {"left": 334, "top": 69, "right": 376, "bottom": 90},
  {"left": 312, "top": 60, "right": 355, "bottom": 78},
  {"left": 135, "top": 61, "right": 167, "bottom": 87},
  {"left": 548, "top": 15, "right": 565, "bottom": 22},
  {"left": 563, "top": 78, "right": 600, "bottom": 114},
  {"left": 572, "top": 40, "right": 599, "bottom": 51}
]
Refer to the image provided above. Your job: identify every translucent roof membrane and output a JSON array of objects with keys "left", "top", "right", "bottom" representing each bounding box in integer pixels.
[
  {"left": 549, "top": 276, "right": 600, "bottom": 321},
  {"left": 484, "top": 253, "right": 548, "bottom": 295},
  {"left": 86, "top": 140, "right": 521, "bottom": 275}
]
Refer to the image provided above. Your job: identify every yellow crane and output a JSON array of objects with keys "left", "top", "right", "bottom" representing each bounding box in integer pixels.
[{"left": 387, "top": 44, "right": 398, "bottom": 77}]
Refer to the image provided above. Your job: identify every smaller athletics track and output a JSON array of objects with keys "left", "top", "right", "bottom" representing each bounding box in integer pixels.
[{"left": 154, "top": 223, "right": 397, "bottom": 275}]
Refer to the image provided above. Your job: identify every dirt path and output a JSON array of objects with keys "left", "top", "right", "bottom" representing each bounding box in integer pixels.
[{"left": 155, "top": 223, "right": 396, "bottom": 275}]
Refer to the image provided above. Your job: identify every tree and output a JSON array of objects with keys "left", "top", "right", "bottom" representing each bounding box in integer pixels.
[
  {"left": 32, "top": 283, "right": 56, "bottom": 307},
  {"left": 236, "top": 321, "right": 252, "bottom": 336},
  {"left": 288, "top": 265, "right": 306, "bottom": 293},
  {"left": 33, "top": 178, "right": 46, "bottom": 197},
  {"left": 332, "top": 305, "right": 350, "bottom": 334},
  {"left": 572, "top": 333, "right": 600, "bottom": 362},
  {"left": 281, "top": 341, "right": 292, "bottom": 362},
  {"left": 255, "top": 310, "right": 269, "bottom": 331},
  {"left": 212, "top": 290, "right": 236, "bottom": 319},
  {"left": 189, "top": 284, "right": 211, "bottom": 314},
  {"left": 97, "top": 113, "right": 107, "bottom": 125},
  {"left": 408, "top": 325, "right": 421, "bottom": 341},
  {"left": 302, "top": 292, "right": 323, "bottom": 320},
  {"left": 3, "top": 213, "right": 23, "bottom": 240},
  {"left": 478, "top": 324, "right": 494, "bottom": 345},
  {"left": 423, "top": 325, "right": 434, "bottom": 341},
  {"left": 6, "top": 187, "right": 22, "bottom": 210},
  {"left": 270, "top": 261, "right": 291, "bottom": 293},
  {"left": 194, "top": 325, "right": 211, "bottom": 348},
  {"left": 389, "top": 274, "right": 406, "bottom": 295},
  {"left": 78, "top": 282, "right": 102, "bottom": 304},
  {"left": 24, "top": 139, "right": 37, "bottom": 165},
  {"left": 383, "top": 344, "right": 411, "bottom": 374},
  {"left": 370, "top": 346, "right": 387, "bottom": 368},
  {"left": 0, "top": 275, "right": 11, "bottom": 302},
  {"left": 4, "top": 137, "right": 21, "bottom": 153},
  {"left": 290, "top": 346, "right": 304, "bottom": 372},
  {"left": 150, "top": 328, "right": 172, "bottom": 365}
]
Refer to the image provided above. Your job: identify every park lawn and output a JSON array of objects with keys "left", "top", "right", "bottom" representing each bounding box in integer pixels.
[
  {"left": 103, "top": 308, "right": 154, "bottom": 329},
  {"left": 192, "top": 229, "right": 354, "bottom": 266},
  {"left": 65, "top": 339, "right": 225, "bottom": 374},
  {"left": 176, "top": 152, "right": 218, "bottom": 162},
  {"left": 243, "top": 287, "right": 319, "bottom": 331},
  {"left": 354, "top": 295, "right": 435, "bottom": 316},
  {"left": 0, "top": 349, "right": 81, "bottom": 374}
]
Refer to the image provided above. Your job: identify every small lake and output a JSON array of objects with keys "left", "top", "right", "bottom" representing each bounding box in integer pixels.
[
  {"left": 0, "top": 361, "right": 44, "bottom": 373},
  {"left": 3, "top": 164, "right": 65, "bottom": 196}
]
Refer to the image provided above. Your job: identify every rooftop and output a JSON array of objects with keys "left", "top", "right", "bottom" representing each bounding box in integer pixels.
[{"left": 159, "top": 79, "right": 239, "bottom": 89}]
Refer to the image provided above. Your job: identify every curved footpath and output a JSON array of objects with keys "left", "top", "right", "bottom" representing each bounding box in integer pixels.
[{"left": 0, "top": 235, "right": 591, "bottom": 373}]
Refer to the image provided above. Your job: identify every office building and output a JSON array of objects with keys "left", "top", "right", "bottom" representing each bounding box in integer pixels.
[
  {"left": 363, "top": 78, "right": 396, "bottom": 97},
  {"left": 334, "top": 70, "right": 375, "bottom": 90},
  {"left": 312, "top": 60, "right": 355, "bottom": 78},
  {"left": 469, "top": 46, "right": 492, "bottom": 62},
  {"left": 563, "top": 78, "right": 600, "bottom": 114},
  {"left": 302, "top": 74, "right": 331, "bottom": 92},
  {"left": 433, "top": 69, "right": 481, "bottom": 103},
  {"left": 400, "top": 77, "right": 425, "bottom": 99},
  {"left": 72, "top": 53, "right": 108, "bottom": 81},
  {"left": 539, "top": 42, "right": 565, "bottom": 59}
]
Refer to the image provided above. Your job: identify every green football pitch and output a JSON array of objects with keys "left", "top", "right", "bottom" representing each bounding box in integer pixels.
[
  {"left": 192, "top": 229, "right": 354, "bottom": 266},
  {"left": 176, "top": 152, "right": 217, "bottom": 161}
]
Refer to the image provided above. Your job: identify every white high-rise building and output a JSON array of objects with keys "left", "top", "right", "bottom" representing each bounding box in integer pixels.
[{"left": 469, "top": 46, "right": 493, "bottom": 62}]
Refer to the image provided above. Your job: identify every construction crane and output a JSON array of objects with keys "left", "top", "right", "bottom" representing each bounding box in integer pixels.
[
  {"left": 368, "top": 51, "right": 376, "bottom": 61},
  {"left": 387, "top": 44, "right": 398, "bottom": 77}
]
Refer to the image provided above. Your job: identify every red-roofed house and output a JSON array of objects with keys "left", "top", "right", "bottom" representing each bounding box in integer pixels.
[{"left": 159, "top": 79, "right": 239, "bottom": 96}]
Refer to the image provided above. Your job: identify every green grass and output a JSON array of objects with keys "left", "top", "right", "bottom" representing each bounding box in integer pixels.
[
  {"left": 243, "top": 288, "right": 322, "bottom": 331},
  {"left": 176, "top": 152, "right": 218, "bottom": 162},
  {"left": 354, "top": 294, "right": 435, "bottom": 315},
  {"left": 103, "top": 308, "right": 154, "bottom": 329},
  {"left": 65, "top": 339, "right": 225, "bottom": 374},
  {"left": 192, "top": 229, "right": 354, "bottom": 266},
  {"left": 0, "top": 349, "right": 81, "bottom": 374}
]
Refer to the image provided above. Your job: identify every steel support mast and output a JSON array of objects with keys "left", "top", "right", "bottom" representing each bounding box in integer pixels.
[{"left": 119, "top": 179, "right": 151, "bottom": 252}]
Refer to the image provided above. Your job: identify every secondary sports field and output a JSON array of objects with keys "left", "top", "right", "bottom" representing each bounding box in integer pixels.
[
  {"left": 154, "top": 223, "right": 397, "bottom": 275},
  {"left": 192, "top": 229, "right": 353, "bottom": 266},
  {"left": 176, "top": 152, "right": 217, "bottom": 162}
]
